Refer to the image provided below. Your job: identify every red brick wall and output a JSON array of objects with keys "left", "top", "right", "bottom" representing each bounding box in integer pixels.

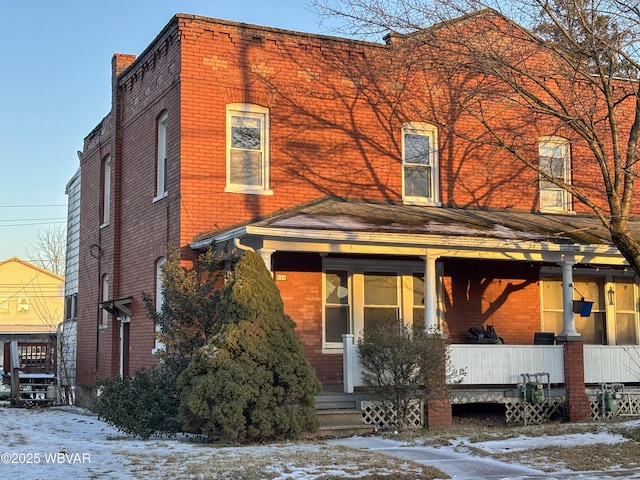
[
  {"left": 442, "top": 259, "right": 541, "bottom": 345},
  {"left": 273, "top": 253, "right": 343, "bottom": 384},
  {"left": 76, "top": 13, "right": 639, "bottom": 387}
]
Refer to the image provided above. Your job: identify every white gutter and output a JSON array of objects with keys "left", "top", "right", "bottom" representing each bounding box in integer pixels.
[{"left": 191, "top": 225, "right": 621, "bottom": 258}]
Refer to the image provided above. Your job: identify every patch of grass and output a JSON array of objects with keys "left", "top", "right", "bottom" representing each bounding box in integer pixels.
[
  {"left": 117, "top": 443, "right": 448, "bottom": 479},
  {"left": 493, "top": 440, "right": 640, "bottom": 473}
]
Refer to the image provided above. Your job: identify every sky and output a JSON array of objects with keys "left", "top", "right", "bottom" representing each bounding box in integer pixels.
[{"left": 0, "top": 0, "right": 342, "bottom": 264}]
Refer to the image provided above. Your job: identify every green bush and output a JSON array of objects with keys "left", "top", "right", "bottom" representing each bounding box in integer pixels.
[
  {"left": 178, "top": 251, "right": 321, "bottom": 443},
  {"left": 94, "top": 366, "right": 180, "bottom": 439}
]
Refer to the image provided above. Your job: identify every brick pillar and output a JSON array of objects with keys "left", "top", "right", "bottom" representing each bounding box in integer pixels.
[
  {"left": 557, "top": 337, "right": 591, "bottom": 421},
  {"left": 424, "top": 334, "right": 452, "bottom": 429},
  {"left": 426, "top": 397, "right": 452, "bottom": 429}
]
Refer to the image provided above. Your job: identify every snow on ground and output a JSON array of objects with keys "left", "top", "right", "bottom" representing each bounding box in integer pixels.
[{"left": 2, "top": 405, "right": 640, "bottom": 479}]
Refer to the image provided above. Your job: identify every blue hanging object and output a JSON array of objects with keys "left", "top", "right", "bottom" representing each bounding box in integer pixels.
[{"left": 572, "top": 297, "right": 594, "bottom": 317}]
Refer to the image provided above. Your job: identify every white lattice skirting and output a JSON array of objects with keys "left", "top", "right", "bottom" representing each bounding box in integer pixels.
[
  {"left": 361, "top": 399, "right": 424, "bottom": 429},
  {"left": 589, "top": 393, "right": 640, "bottom": 421},
  {"left": 504, "top": 397, "right": 566, "bottom": 424}
]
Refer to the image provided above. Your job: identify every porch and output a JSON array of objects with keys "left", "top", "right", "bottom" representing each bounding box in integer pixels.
[{"left": 339, "top": 337, "right": 640, "bottom": 426}]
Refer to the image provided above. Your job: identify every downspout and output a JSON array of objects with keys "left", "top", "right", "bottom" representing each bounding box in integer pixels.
[
  {"left": 234, "top": 238, "right": 273, "bottom": 273},
  {"left": 234, "top": 237, "right": 254, "bottom": 253}
]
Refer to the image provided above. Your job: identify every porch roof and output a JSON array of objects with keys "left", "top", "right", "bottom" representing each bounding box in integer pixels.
[{"left": 191, "top": 198, "right": 638, "bottom": 265}]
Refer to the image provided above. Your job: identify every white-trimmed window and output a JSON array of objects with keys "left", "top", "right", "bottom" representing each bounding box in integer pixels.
[
  {"left": 541, "top": 273, "right": 638, "bottom": 345},
  {"left": 402, "top": 122, "right": 439, "bottom": 205},
  {"left": 539, "top": 137, "right": 571, "bottom": 212},
  {"left": 225, "top": 103, "right": 271, "bottom": 194},
  {"left": 153, "top": 257, "right": 166, "bottom": 355},
  {"left": 323, "top": 260, "right": 433, "bottom": 351},
  {"left": 101, "top": 274, "right": 110, "bottom": 328},
  {"left": 155, "top": 112, "right": 168, "bottom": 200},
  {"left": 101, "top": 155, "right": 111, "bottom": 227},
  {"left": 17, "top": 298, "right": 30, "bottom": 314}
]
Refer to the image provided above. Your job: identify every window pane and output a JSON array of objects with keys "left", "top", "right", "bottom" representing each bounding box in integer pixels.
[
  {"left": 230, "top": 150, "right": 262, "bottom": 185},
  {"left": 413, "top": 274, "right": 424, "bottom": 304},
  {"left": 17, "top": 298, "right": 30, "bottom": 313},
  {"left": 413, "top": 308, "right": 425, "bottom": 332},
  {"left": 326, "top": 270, "right": 349, "bottom": 305},
  {"left": 364, "top": 272, "right": 397, "bottom": 305},
  {"left": 542, "top": 311, "right": 563, "bottom": 334},
  {"left": 405, "top": 133, "right": 430, "bottom": 165},
  {"left": 540, "top": 189, "right": 563, "bottom": 208},
  {"left": 616, "top": 281, "right": 635, "bottom": 311},
  {"left": 364, "top": 307, "right": 399, "bottom": 332},
  {"left": 231, "top": 116, "right": 261, "bottom": 150},
  {"left": 325, "top": 306, "right": 349, "bottom": 343},
  {"left": 404, "top": 165, "right": 431, "bottom": 198},
  {"left": 616, "top": 313, "right": 636, "bottom": 345},
  {"left": 542, "top": 278, "right": 563, "bottom": 309},
  {"left": 576, "top": 312, "right": 605, "bottom": 344}
]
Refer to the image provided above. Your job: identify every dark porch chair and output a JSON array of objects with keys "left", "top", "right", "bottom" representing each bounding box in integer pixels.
[{"left": 533, "top": 332, "right": 555, "bottom": 345}]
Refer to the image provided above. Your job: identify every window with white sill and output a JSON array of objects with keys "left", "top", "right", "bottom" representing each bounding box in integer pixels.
[
  {"left": 539, "top": 137, "right": 572, "bottom": 212},
  {"left": 225, "top": 103, "right": 271, "bottom": 194},
  {"left": 402, "top": 122, "right": 439, "bottom": 205}
]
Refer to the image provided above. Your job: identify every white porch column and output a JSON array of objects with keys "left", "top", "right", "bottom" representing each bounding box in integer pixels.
[
  {"left": 422, "top": 255, "right": 439, "bottom": 333},
  {"left": 561, "top": 259, "right": 579, "bottom": 337},
  {"left": 257, "top": 248, "right": 275, "bottom": 273}
]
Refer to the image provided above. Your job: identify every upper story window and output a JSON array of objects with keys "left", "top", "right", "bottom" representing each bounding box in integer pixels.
[
  {"left": 402, "top": 123, "right": 439, "bottom": 205},
  {"left": 101, "top": 155, "right": 111, "bottom": 227},
  {"left": 17, "top": 297, "right": 30, "bottom": 314},
  {"left": 225, "top": 103, "right": 272, "bottom": 195},
  {"left": 155, "top": 112, "right": 168, "bottom": 200},
  {"left": 64, "top": 294, "right": 77, "bottom": 321},
  {"left": 539, "top": 137, "right": 572, "bottom": 212}
]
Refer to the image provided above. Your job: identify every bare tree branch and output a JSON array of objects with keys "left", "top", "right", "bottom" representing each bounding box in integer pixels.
[{"left": 25, "top": 225, "right": 66, "bottom": 277}]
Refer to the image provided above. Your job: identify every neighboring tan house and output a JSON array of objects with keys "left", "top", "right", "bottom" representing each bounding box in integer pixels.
[
  {"left": 0, "top": 257, "right": 62, "bottom": 372},
  {"left": 72, "top": 10, "right": 640, "bottom": 427}
]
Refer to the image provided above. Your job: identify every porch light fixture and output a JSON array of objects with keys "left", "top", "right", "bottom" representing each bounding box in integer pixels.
[{"left": 608, "top": 286, "right": 615, "bottom": 306}]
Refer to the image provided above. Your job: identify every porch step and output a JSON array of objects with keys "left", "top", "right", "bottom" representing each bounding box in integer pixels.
[
  {"left": 317, "top": 408, "right": 364, "bottom": 428},
  {"left": 315, "top": 394, "right": 359, "bottom": 410},
  {"left": 308, "top": 409, "right": 374, "bottom": 438}
]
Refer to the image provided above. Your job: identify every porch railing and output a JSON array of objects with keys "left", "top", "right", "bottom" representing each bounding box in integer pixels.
[
  {"left": 584, "top": 345, "right": 640, "bottom": 384},
  {"left": 342, "top": 335, "right": 564, "bottom": 393},
  {"left": 343, "top": 336, "right": 640, "bottom": 393},
  {"left": 448, "top": 344, "right": 564, "bottom": 385}
]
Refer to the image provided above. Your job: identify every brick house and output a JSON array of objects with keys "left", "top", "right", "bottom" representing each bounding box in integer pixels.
[{"left": 72, "top": 11, "right": 640, "bottom": 426}]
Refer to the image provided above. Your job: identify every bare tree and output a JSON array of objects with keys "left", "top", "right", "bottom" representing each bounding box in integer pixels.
[
  {"left": 26, "top": 225, "right": 66, "bottom": 277},
  {"left": 312, "top": 0, "right": 640, "bottom": 274}
]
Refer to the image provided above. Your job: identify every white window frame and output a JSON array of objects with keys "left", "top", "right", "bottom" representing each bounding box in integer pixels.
[
  {"left": 101, "top": 274, "right": 109, "bottom": 328},
  {"left": 225, "top": 103, "right": 272, "bottom": 195},
  {"left": 322, "top": 259, "right": 427, "bottom": 352},
  {"left": 402, "top": 122, "right": 440, "bottom": 206},
  {"left": 539, "top": 136, "right": 572, "bottom": 213},
  {"left": 154, "top": 112, "right": 168, "bottom": 201},
  {"left": 540, "top": 268, "right": 639, "bottom": 345},
  {"left": 152, "top": 257, "right": 166, "bottom": 355},
  {"left": 101, "top": 155, "right": 111, "bottom": 227}
]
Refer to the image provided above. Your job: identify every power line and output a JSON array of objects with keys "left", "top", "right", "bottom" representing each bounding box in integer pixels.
[
  {"left": 0, "top": 218, "right": 66, "bottom": 223},
  {"left": 0, "top": 204, "right": 66, "bottom": 208},
  {"left": 0, "top": 220, "right": 66, "bottom": 228}
]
